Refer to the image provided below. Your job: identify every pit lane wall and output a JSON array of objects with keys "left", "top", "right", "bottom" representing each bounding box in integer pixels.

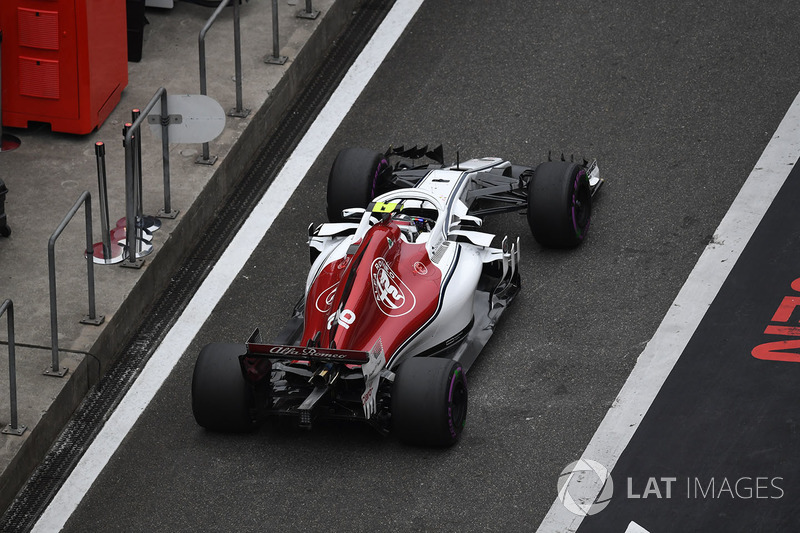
[{"left": 0, "top": 0, "right": 363, "bottom": 515}]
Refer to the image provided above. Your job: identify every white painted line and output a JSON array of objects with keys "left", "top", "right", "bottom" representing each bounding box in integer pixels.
[
  {"left": 32, "top": 1, "right": 425, "bottom": 530},
  {"left": 536, "top": 90, "right": 800, "bottom": 532}
]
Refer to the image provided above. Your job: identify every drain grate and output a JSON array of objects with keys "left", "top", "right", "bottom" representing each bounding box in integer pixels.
[{"left": 0, "top": 1, "right": 394, "bottom": 530}]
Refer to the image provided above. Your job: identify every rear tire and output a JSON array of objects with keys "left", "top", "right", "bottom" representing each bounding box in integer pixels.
[
  {"left": 527, "top": 161, "right": 592, "bottom": 248},
  {"left": 192, "top": 343, "right": 258, "bottom": 432},
  {"left": 326, "top": 148, "right": 388, "bottom": 222},
  {"left": 392, "top": 357, "right": 468, "bottom": 447}
]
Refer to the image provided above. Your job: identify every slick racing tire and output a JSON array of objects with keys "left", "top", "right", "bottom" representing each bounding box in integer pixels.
[
  {"left": 326, "top": 148, "right": 389, "bottom": 222},
  {"left": 392, "top": 357, "right": 468, "bottom": 447},
  {"left": 192, "top": 343, "right": 258, "bottom": 432},
  {"left": 527, "top": 161, "right": 592, "bottom": 248}
]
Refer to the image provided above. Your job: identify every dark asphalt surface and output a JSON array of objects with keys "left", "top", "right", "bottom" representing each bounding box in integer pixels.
[
  {"left": 579, "top": 161, "right": 800, "bottom": 532},
  {"left": 60, "top": 0, "right": 800, "bottom": 531}
]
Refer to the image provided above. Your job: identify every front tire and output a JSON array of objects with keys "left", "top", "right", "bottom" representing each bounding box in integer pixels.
[
  {"left": 392, "top": 357, "right": 468, "bottom": 447},
  {"left": 326, "top": 148, "right": 388, "bottom": 222},
  {"left": 527, "top": 161, "right": 592, "bottom": 248},
  {"left": 192, "top": 343, "right": 258, "bottom": 432}
]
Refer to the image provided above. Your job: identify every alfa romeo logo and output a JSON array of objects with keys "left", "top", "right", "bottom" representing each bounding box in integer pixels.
[
  {"left": 557, "top": 459, "right": 614, "bottom": 516},
  {"left": 370, "top": 257, "right": 416, "bottom": 316}
]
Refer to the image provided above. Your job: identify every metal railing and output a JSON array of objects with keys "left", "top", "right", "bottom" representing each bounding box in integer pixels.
[
  {"left": 46, "top": 191, "right": 104, "bottom": 377},
  {"left": 265, "top": 0, "right": 288, "bottom": 65},
  {"left": 197, "top": 0, "right": 248, "bottom": 165},
  {"left": 111, "top": 0, "right": 323, "bottom": 262},
  {"left": 131, "top": 109, "right": 162, "bottom": 236},
  {"left": 122, "top": 88, "right": 177, "bottom": 268},
  {"left": 129, "top": 109, "right": 163, "bottom": 247},
  {"left": 1, "top": 299, "right": 25, "bottom": 436}
]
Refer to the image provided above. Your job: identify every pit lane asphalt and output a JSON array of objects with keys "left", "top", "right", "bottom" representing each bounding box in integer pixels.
[{"left": 47, "top": 0, "right": 800, "bottom": 531}]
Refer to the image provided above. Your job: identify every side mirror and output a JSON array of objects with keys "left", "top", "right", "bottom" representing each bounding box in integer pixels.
[{"left": 341, "top": 207, "right": 367, "bottom": 220}]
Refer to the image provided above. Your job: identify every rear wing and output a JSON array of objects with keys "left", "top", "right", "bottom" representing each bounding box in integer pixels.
[{"left": 245, "top": 328, "right": 370, "bottom": 364}]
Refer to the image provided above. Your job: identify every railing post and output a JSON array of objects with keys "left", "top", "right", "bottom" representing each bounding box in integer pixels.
[
  {"left": 229, "top": 0, "right": 250, "bottom": 118},
  {"left": 132, "top": 114, "right": 141, "bottom": 229},
  {"left": 297, "top": 0, "right": 320, "bottom": 20},
  {"left": 121, "top": 123, "right": 146, "bottom": 268},
  {"left": 46, "top": 222, "right": 67, "bottom": 377},
  {"left": 95, "top": 142, "right": 112, "bottom": 260},
  {"left": 46, "top": 192, "right": 104, "bottom": 378},
  {"left": 132, "top": 108, "right": 161, "bottom": 233},
  {"left": 82, "top": 195, "right": 103, "bottom": 327},
  {"left": 1, "top": 299, "right": 25, "bottom": 436},
  {"left": 121, "top": 87, "right": 175, "bottom": 265},
  {"left": 196, "top": 0, "right": 230, "bottom": 165},
  {"left": 153, "top": 88, "right": 178, "bottom": 218},
  {"left": 265, "top": 0, "right": 288, "bottom": 65},
  {"left": 92, "top": 142, "right": 124, "bottom": 264},
  {"left": 157, "top": 89, "right": 178, "bottom": 218}
]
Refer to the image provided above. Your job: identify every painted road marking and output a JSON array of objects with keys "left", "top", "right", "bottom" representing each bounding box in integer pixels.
[
  {"left": 31, "top": 1, "right": 426, "bottom": 531},
  {"left": 536, "top": 90, "right": 800, "bottom": 533}
]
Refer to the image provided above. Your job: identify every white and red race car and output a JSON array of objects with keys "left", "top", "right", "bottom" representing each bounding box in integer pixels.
[{"left": 192, "top": 146, "right": 602, "bottom": 446}]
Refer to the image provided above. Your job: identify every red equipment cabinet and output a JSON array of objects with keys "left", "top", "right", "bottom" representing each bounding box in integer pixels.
[{"left": 0, "top": 0, "right": 128, "bottom": 134}]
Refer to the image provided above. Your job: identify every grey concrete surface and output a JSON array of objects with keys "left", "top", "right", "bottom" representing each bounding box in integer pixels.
[{"left": 0, "top": 0, "right": 357, "bottom": 513}]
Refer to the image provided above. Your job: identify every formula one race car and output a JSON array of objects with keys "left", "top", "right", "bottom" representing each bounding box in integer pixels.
[{"left": 192, "top": 146, "right": 602, "bottom": 446}]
